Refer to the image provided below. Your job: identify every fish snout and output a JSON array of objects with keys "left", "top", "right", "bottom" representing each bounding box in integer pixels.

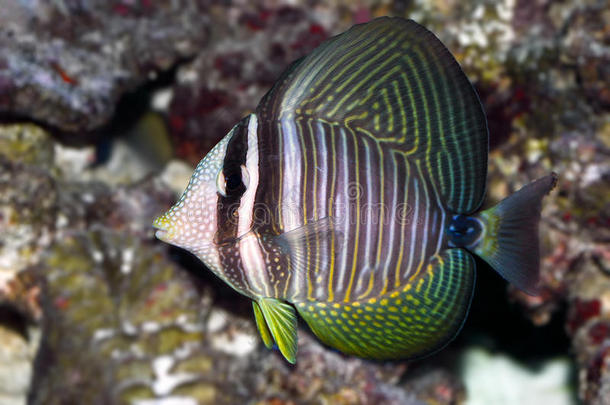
[{"left": 152, "top": 213, "right": 174, "bottom": 242}]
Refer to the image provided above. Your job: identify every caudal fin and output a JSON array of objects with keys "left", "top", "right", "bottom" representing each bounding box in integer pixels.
[{"left": 474, "top": 173, "right": 558, "bottom": 295}]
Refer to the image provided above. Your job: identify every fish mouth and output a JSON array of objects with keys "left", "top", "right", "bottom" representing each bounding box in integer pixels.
[
  {"left": 154, "top": 228, "right": 168, "bottom": 240},
  {"left": 152, "top": 215, "right": 171, "bottom": 241}
]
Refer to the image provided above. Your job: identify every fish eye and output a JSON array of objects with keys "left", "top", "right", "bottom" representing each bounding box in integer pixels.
[
  {"left": 217, "top": 165, "right": 249, "bottom": 197},
  {"left": 225, "top": 172, "right": 241, "bottom": 191},
  {"left": 216, "top": 170, "right": 227, "bottom": 197}
]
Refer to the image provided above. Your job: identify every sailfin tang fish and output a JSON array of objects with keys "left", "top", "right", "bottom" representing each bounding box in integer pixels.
[{"left": 153, "top": 17, "right": 557, "bottom": 363}]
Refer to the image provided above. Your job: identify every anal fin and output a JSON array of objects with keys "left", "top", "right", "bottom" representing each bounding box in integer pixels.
[{"left": 295, "top": 248, "right": 476, "bottom": 360}]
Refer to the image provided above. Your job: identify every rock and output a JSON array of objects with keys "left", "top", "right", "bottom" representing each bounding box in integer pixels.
[
  {"left": 0, "top": 324, "right": 39, "bottom": 405},
  {"left": 566, "top": 266, "right": 610, "bottom": 405},
  {"left": 237, "top": 332, "right": 430, "bottom": 405},
  {"left": 29, "top": 229, "right": 229, "bottom": 405},
  {"left": 167, "top": 2, "right": 335, "bottom": 165},
  {"left": 460, "top": 348, "right": 573, "bottom": 405},
  {"left": 0, "top": 124, "right": 55, "bottom": 170},
  {"left": 0, "top": 0, "right": 208, "bottom": 132},
  {"left": 0, "top": 126, "right": 58, "bottom": 321}
]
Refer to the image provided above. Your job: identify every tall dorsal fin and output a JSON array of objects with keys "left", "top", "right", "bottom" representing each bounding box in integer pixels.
[{"left": 257, "top": 17, "right": 489, "bottom": 214}]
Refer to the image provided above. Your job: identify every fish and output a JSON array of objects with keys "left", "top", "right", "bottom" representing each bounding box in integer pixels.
[{"left": 153, "top": 17, "right": 557, "bottom": 363}]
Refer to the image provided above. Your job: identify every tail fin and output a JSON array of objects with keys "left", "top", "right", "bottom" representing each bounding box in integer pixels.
[{"left": 473, "top": 173, "right": 558, "bottom": 295}]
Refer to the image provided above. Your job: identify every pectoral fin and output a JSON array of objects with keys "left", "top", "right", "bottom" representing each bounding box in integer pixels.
[
  {"left": 274, "top": 217, "right": 340, "bottom": 298},
  {"left": 256, "top": 298, "right": 298, "bottom": 364}
]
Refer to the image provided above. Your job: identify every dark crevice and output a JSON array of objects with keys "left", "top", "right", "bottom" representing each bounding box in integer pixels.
[
  {"left": 1, "top": 56, "right": 195, "bottom": 149},
  {"left": 0, "top": 303, "right": 30, "bottom": 340},
  {"left": 167, "top": 245, "right": 252, "bottom": 317}
]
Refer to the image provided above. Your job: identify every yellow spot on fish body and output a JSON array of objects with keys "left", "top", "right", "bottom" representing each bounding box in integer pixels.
[
  {"left": 380, "top": 298, "right": 388, "bottom": 306},
  {"left": 368, "top": 298, "right": 377, "bottom": 304}
]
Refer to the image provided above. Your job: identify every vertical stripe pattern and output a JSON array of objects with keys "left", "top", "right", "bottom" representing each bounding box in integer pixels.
[{"left": 255, "top": 118, "right": 446, "bottom": 302}]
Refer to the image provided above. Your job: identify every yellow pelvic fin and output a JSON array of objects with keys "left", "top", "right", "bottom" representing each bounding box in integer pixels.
[
  {"left": 252, "top": 301, "right": 274, "bottom": 349},
  {"left": 256, "top": 297, "right": 298, "bottom": 364}
]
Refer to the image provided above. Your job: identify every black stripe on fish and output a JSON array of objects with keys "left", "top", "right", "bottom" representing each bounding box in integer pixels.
[{"left": 215, "top": 116, "right": 251, "bottom": 244}]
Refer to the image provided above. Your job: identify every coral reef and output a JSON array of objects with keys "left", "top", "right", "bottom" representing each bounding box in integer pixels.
[
  {"left": 167, "top": 2, "right": 332, "bottom": 165},
  {"left": 0, "top": 0, "right": 607, "bottom": 404},
  {"left": 30, "top": 230, "right": 223, "bottom": 404},
  {"left": 0, "top": 0, "right": 208, "bottom": 132}
]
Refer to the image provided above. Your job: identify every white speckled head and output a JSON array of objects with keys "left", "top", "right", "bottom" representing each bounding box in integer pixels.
[{"left": 153, "top": 129, "right": 234, "bottom": 272}]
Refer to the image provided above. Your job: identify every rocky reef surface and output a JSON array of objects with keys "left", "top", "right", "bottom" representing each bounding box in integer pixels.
[
  {"left": 0, "top": 0, "right": 608, "bottom": 404},
  {"left": 0, "top": 0, "right": 209, "bottom": 133}
]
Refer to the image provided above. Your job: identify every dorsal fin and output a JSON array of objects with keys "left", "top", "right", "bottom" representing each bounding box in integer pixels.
[{"left": 257, "top": 17, "right": 489, "bottom": 214}]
